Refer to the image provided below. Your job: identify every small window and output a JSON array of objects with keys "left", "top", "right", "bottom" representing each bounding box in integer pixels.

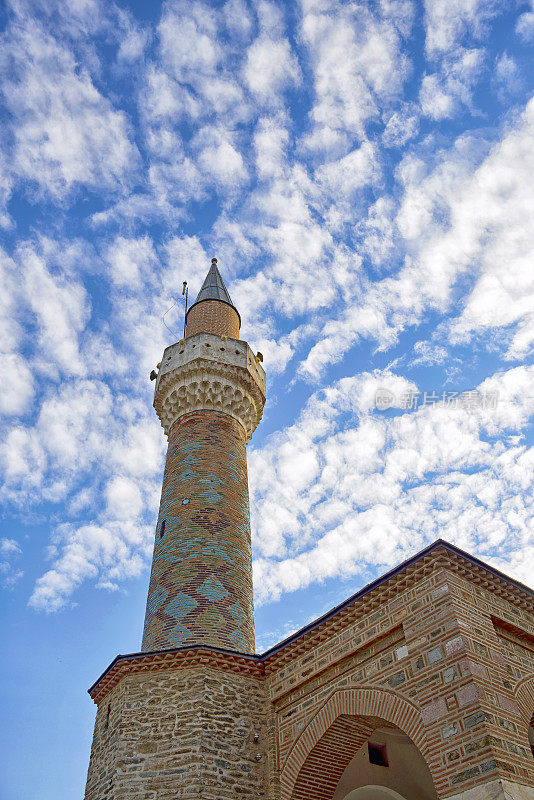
[
  {"left": 160, "top": 520, "right": 165, "bottom": 539},
  {"left": 368, "top": 742, "right": 388, "bottom": 766},
  {"left": 105, "top": 704, "right": 111, "bottom": 730}
]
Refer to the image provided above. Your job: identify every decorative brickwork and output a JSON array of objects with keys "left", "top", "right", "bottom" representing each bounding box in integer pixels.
[
  {"left": 265, "top": 549, "right": 534, "bottom": 799},
  {"left": 186, "top": 298, "right": 240, "bottom": 339},
  {"left": 281, "top": 688, "right": 429, "bottom": 800},
  {"left": 443, "top": 779, "right": 534, "bottom": 800},
  {"left": 142, "top": 264, "right": 265, "bottom": 656},
  {"left": 142, "top": 410, "right": 255, "bottom": 653},
  {"left": 88, "top": 647, "right": 264, "bottom": 705}
]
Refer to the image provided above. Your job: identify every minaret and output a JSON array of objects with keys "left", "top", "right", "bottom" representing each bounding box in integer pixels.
[{"left": 141, "top": 258, "right": 266, "bottom": 654}]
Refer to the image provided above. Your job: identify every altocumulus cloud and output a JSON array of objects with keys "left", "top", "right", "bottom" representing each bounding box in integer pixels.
[{"left": 0, "top": 0, "right": 533, "bottom": 612}]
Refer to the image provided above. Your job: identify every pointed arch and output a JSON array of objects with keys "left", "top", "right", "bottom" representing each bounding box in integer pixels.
[
  {"left": 281, "top": 686, "right": 433, "bottom": 800},
  {"left": 515, "top": 673, "right": 534, "bottom": 727}
]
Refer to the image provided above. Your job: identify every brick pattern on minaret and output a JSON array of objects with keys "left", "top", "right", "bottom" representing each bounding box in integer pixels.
[
  {"left": 142, "top": 410, "right": 254, "bottom": 652},
  {"left": 185, "top": 298, "right": 240, "bottom": 339},
  {"left": 141, "top": 259, "right": 265, "bottom": 654}
]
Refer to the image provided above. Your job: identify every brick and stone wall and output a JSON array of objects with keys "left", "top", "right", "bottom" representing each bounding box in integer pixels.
[
  {"left": 142, "top": 410, "right": 255, "bottom": 653},
  {"left": 186, "top": 299, "right": 240, "bottom": 339},
  {"left": 85, "top": 665, "right": 272, "bottom": 800},
  {"left": 265, "top": 556, "right": 534, "bottom": 800}
]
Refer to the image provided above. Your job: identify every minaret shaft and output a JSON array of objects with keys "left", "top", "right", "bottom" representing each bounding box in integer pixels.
[{"left": 142, "top": 410, "right": 254, "bottom": 652}]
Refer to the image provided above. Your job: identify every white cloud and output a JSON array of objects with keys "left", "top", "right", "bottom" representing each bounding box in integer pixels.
[
  {"left": 29, "top": 521, "right": 139, "bottom": 612},
  {"left": 1, "top": 538, "right": 21, "bottom": 556},
  {"left": 0, "top": 248, "right": 34, "bottom": 415},
  {"left": 106, "top": 236, "right": 157, "bottom": 290},
  {"left": 0, "top": 149, "right": 14, "bottom": 229},
  {"left": 248, "top": 335, "right": 294, "bottom": 375},
  {"left": 105, "top": 476, "right": 143, "bottom": 519},
  {"left": 0, "top": 0, "right": 532, "bottom": 619},
  {"left": 19, "top": 0, "right": 109, "bottom": 38},
  {"left": 357, "top": 196, "right": 398, "bottom": 269},
  {"left": 444, "top": 100, "right": 534, "bottom": 358},
  {"left": 142, "top": 65, "right": 202, "bottom": 123},
  {"left": 158, "top": 1, "right": 220, "bottom": 83},
  {"left": 253, "top": 116, "right": 290, "bottom": 180},
  {"left": 423, "top": 0, "right": 501, "bottom": 58},
  {"left": 0, "top": 377, "right": 165, "bottom": 609},
  {"left": 382, "top": 105, "right": 419, "bottom": 147},
  {"left": 315, "top": 141, "right": 381, "bottom": 199},
  {"left": 153, "top": 2, "right": 250, "bottom": 125},
  {"left": 420, "top": 0, "right": 500, "bottom": 122},
  {"left": 419, "top": 74, "right": 457, "bottom": 120},
  {"left": 492, "top": 52, "right": 523, "bottom": 103},
  {"left": 299, "top": 0, "right": 411, "bottom": 147},
  {"left": 0, "top": 18, "right": 139, "bottom": 200},
  {"left": 409, "top": 340, "right": 449, "bottom": 367},
  {"left": 244, "top": 37, "right": 301, "bottom": 105},
  {"left": 516, "top": 2, "right": 534, "bottom": 42},
  {"left": 0, "top": 354, "right": 34, "bottom": 416},
  {"left": 223, "top": 0, "right": 254, "bottom": 39},
  {"left": 195, "top": 127, "right": 249, "bottom": 188},
  {"left": 419, "top": 48, "right": 485, "bottom": 120},
  {"left": 0, "top": 536, "right": 23, "bottom": 590},
  {"left": 251, "top": 365, "right": 534, "bottom": 602},
  {"left": 116, "top": 7, "right": 149, "bottom": 62},
  {"left": 19, "top": 243, "right": 90, "bottom": 377},
  {"left": 137, "top": 1, "right": 254, "bottom": 216},
  {"left": 299, "top": 95, "right": 534, "bottom": 378}
]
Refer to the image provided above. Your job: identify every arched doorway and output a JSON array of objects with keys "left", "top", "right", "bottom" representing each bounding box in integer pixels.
[{"left": 281, "top": 688, "right": 437, "bottom": 800}]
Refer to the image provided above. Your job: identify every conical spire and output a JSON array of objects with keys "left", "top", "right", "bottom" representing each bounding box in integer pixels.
[
  {"left": 185, "top": 258, "right": 241, "bottom": 338},
  {"left": 192, "top": 258, "right": 236, "bottom": 309}
]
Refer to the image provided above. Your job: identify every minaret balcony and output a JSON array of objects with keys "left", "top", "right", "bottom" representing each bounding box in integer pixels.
[{"left": 153, "top": 331, "right": 266, "bottom": 442}]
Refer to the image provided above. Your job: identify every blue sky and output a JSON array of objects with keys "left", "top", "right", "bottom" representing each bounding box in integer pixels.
[{"left": 1, "top": 0, "right": 533, "bottom": 796}]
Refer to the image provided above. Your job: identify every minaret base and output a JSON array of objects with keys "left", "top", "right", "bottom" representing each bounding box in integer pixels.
[{"left": 84, "top": 652, "right": 272, "bottom": 800}]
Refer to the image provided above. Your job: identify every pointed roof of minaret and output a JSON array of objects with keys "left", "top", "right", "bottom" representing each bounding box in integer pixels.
[
  {"left": 186, "top": 257, "right": 240, "bottom": 321},
  {"left": 195, "top": 258, "right": 234, "bottom": 306}
]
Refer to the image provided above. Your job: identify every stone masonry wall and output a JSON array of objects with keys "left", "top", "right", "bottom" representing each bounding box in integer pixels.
[
  {"left": 142, "top": 410, "right": 255, "bottom": 653},
  {"left": 85, "top": 682, "right": 124, "bottom": 800},
  {"left": 85, "top": 666, "right": 271, "bottom": 800}
]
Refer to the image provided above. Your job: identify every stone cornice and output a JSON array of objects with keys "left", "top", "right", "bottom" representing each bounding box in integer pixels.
[
  {"left": 153, "top": 334, "right": 266, "bottom": 441},
  {"left": 89, "top": 646, "right": 265, "bottom": 704}
]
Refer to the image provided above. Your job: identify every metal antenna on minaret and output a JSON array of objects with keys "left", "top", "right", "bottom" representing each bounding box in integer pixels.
[
  {"left": 162, "top": 301, "right": 179, "bottom": 340},
  {"left": 161, "top": 280, "right": 188, "bottom": 341},
  {"left": 182, "top": 281, "right": 188, "bottom": 338}
]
